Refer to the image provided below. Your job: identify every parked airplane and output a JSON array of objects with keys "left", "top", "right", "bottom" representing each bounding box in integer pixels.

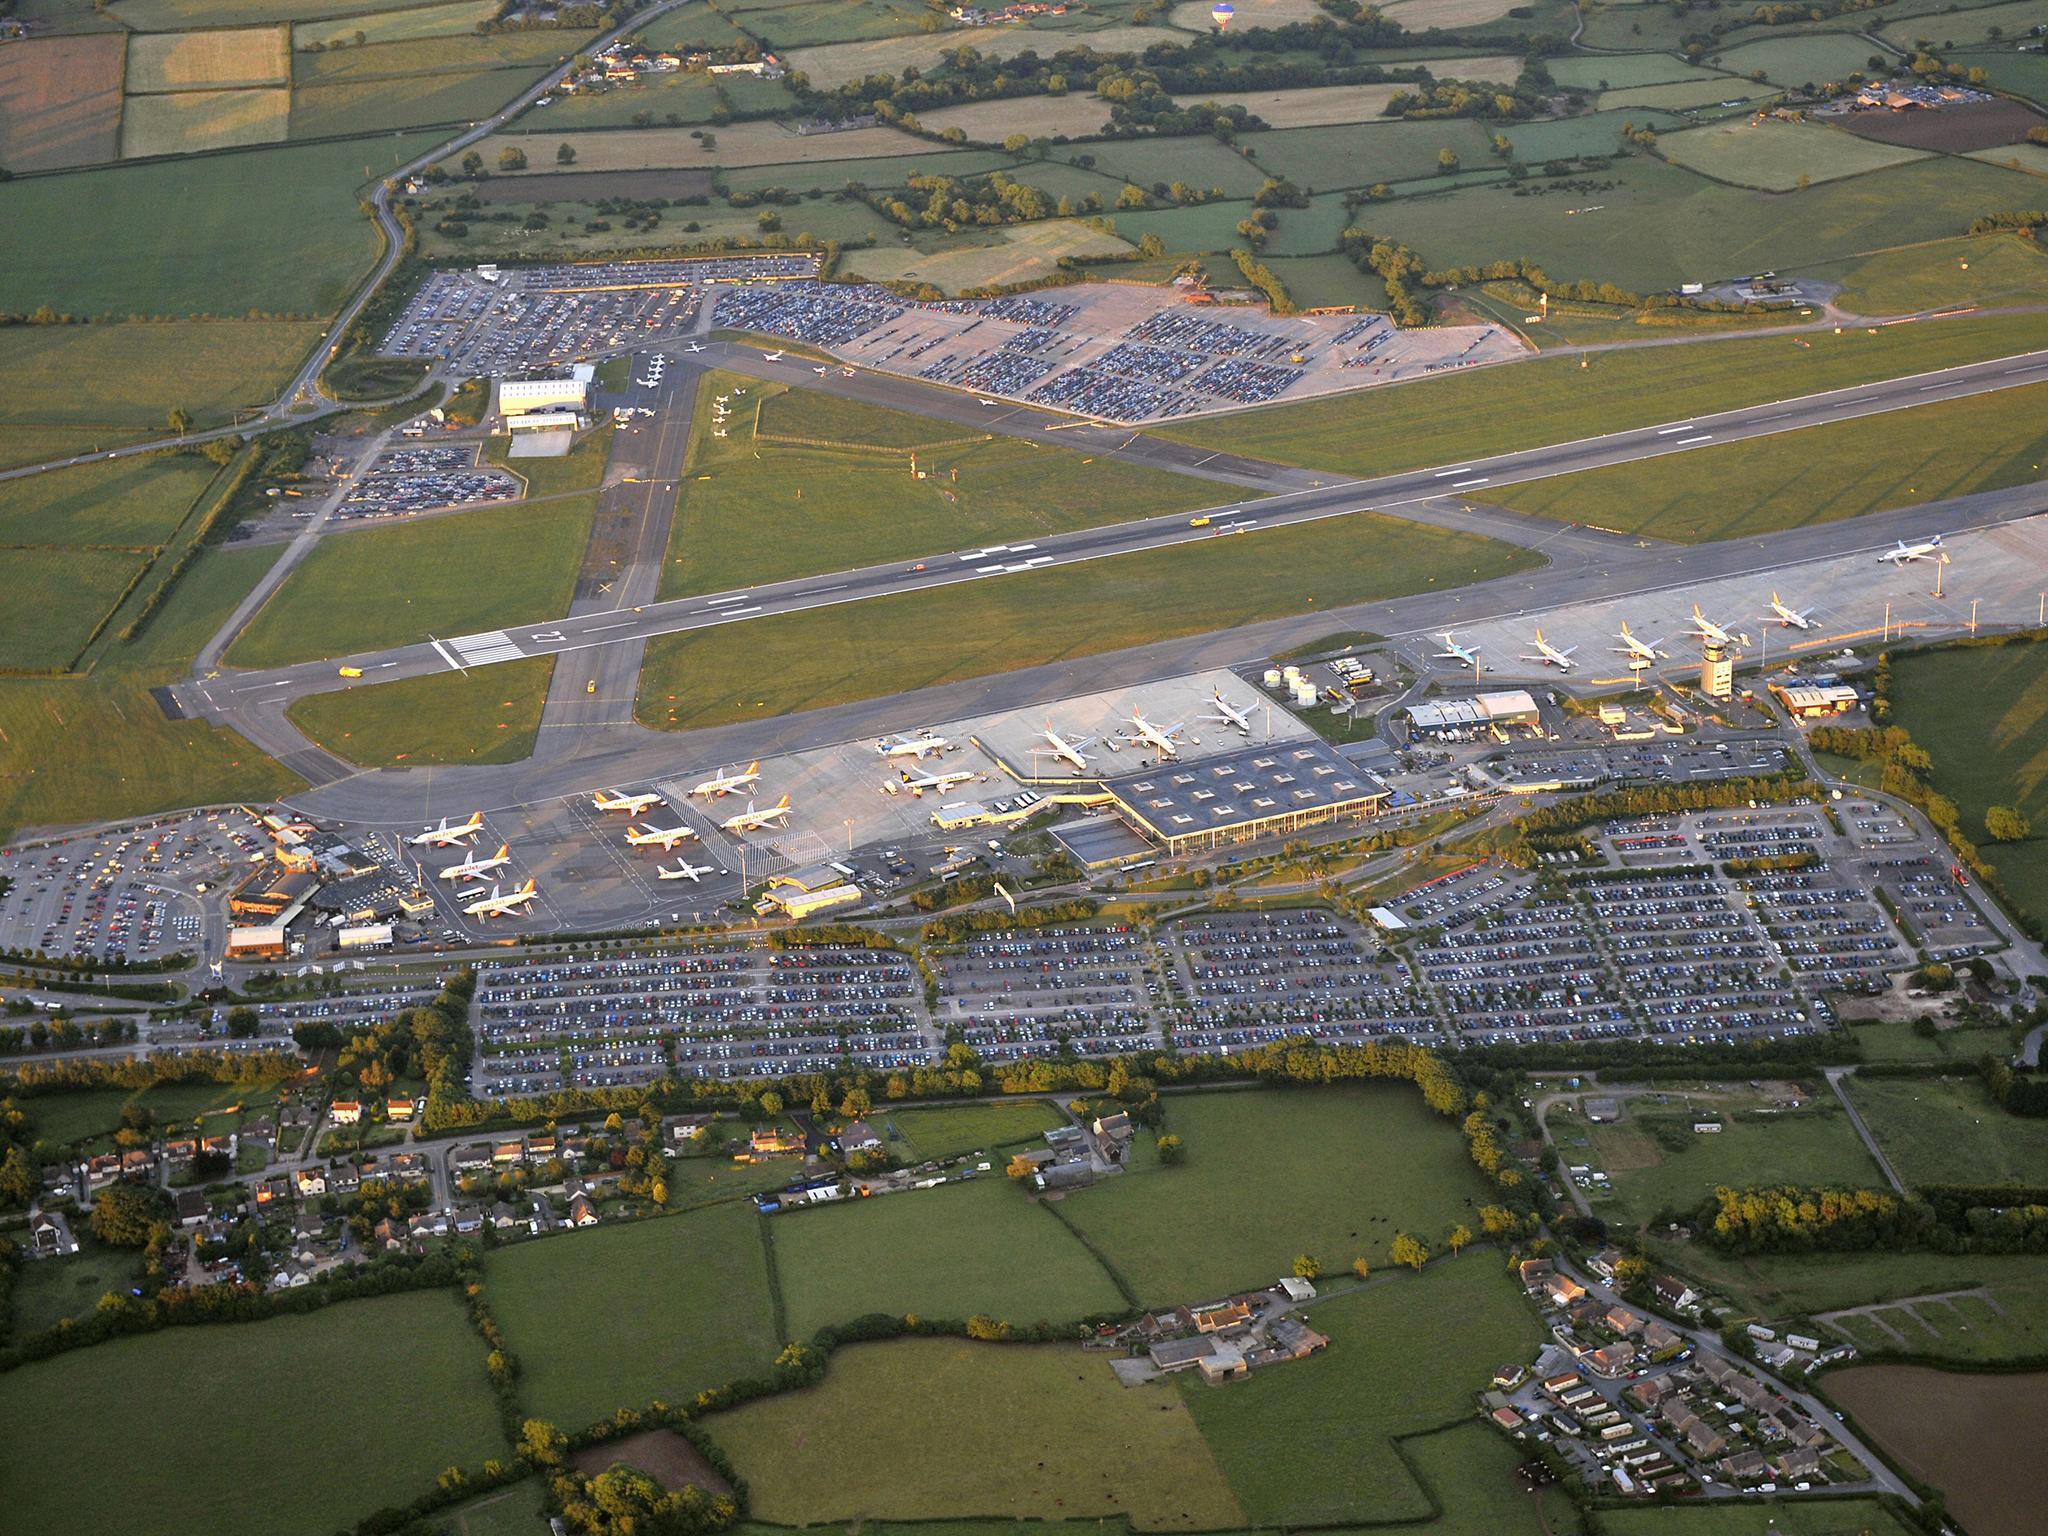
[
  {"left": 1769, "top": 591, "right": 1818, "bottom": 630},
  {"left": 689, "top": 761, "right": 761, "bottom": 798},
  {"left": 1200, "top": 691, "right": 1253, "bottom": 734},
  {"left": 1434, "top": 632, "right": 1482, "bottom": 668},
  {"left": 462, "top": 879, "right": 538, "bottom": 920},
  {"left": 438, "top": 843, "right": 510, "bottom": 883},
  {"left": 1041, "top": 724, "right": 1095, "bottom": 771},
  {"left": 1520, "top": 628, "right": 1577, "bottom": 672},
  {"left": 898, "top": 767, "right": 976, "bottom": 796},
  {"left": 657, "top": 859, "right": 718, "bottom": 883},
  {"left": 876, "top": 732, "right": 949, "bottom": 760},
  {"left": 812, "top": 365, "right": 829, "bottom": 376},
  {"left": 1685, "top": 605, "right": 1751, "bottom": 650},
  {"left": 1612, "top": 621, "right": 1665, "bottom": 665},
  {"left": 1122, "top": 711, "right": 1188, "bottom": 759},
  {"left": 721, "top": 795, "right": 793, "bottom": 834},
  {"left": 625, "top": 822, "right": 700, "bottom": 851},
  {"left": 408, "top": 812, "right": 483, "bottom": 848},
  {"left": 591, "top": 788, "right": 662, "bottom": 815},
  {"left": 1878, "top": 534, "right": 1944, "bottom": 565},
  {"left": 684, "top": 342, "right": 705, "bottom": 353},
  {"left": 762, "top": 349, "right": 784, "bottom": 361}
]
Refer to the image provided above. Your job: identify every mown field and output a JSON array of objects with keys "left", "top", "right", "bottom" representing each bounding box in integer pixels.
[
  {"left": 1811, "top": 231, "right": 2048, "bottom": 315},
  {"left": 122, "top": 85, "right": 292, "bottom": 157},
  {"left": 1657, "top": 117, "right": 1928, "bottom": 191},
  {"left": 637, "top": 509, "right": 1535, "bottom": 732},
  {"left": 289, "top": 67, "right": 547, "bottom": 138},
  {"left": 227, "top": 495, "right": 594, "bottom": 667},
  {"left": 0, "top": 32, "right": 125, "bottom": 170},
  {"left": 1845, "top": 1074, "right": 2048, "bottom": 1188},
  {"left": 472, "top": 118, "right": 927, "bottom": 174},
  {"left": 0, "top": 453, "right": 220, "bottom": 546},
  {"left": 486, "top": 1200, "right": 780, "bottom": 1432},
  {"left": 881, "top": 1099, "right": 1067, "bottom": 1163},
  {"left": 6, "top": 1235, "right": 144, "bottom": 1339},
  {"left": 0, "top": 547, "right": 153, "bottom": 670},
  {"left": 0, "top": 319, "right": 321, "bottom": 434},
  {"left": 710, "top": 1338, "right": 1247, "bottom": 1529},
  {"left": 1595, "top": 1498, "right": 1921, "bottom": 1536},
  {"left": 293, "top": 0, "right": 500, "bottom": 45},
  {"left": 0, "top": 1290, "right": 505, "bottom": 1536},
  {"left": 125, "top": 25, "right": 289, "bottom": 92},
  {"left": 288, "top": 655, "right": 555, "bottom": 767}
]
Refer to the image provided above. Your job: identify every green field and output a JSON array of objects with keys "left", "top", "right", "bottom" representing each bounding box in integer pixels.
[
  {"left": 710, "top": 1337, "right": 1247, "bottom": 1528},
  {"left": 1819, "top": 1269, "right": 2048, "bottom": 1363},
  {"left": 0, "top": 320, "right": 321, "bottom": 432},
  {"left": 1650, "top": 1242, "right": 2048, "bottom": 1320},
  {"left": 294, "top": 0, "right": 501, "bottom": 45},
  {"left": 1657, "top": 117, "right": 1928, "bottom": 191},
  {"left": 0, "top": 1290, "right": 505, "bottom": 1536},
  {"left": 294, "top": 29, "right": 581, "bottom": 81},
  {"left": 289, "top": 66, "right": 548, "bottom": 137},
  {"left": 1245, "top": 118, "right": 1498, "bottom": 190},
  {"left": 1546, "top": 52, "right": 1730, "bottom": 89},
  {"left": 771, "top": 1176, "right": 1126, "bottom": 1338},
  {"left": 288, "top": 655, "right": 554, "bottom": 766},
  {"left": 658, "top": 374, "right": 1227, "bottom": 599},
  {"left": 6, "top": 1236, "right": 144, "bottom": 1339},
  {"left": 0, "top": 453, "right": 220, "bottom": 546},
  {"left": 444, "top": 1478, "right": 550, "bottom": 1536},
  {"left": 1707, "top": 32, "right": 1886, "bottom": 84},
  {"left": 1593, "top": 1499, "right": 1921, "bottom": 1536},
  {"left": 1844, "top": 1074, "right": 2048, "bottom": 1188},
  {"left": 1499, "top": 106, "right": 1688, "bottom": 162},
  {"left": 1846, "top": 1016, "right": 2015, "bottom": 1065},
  {"left": 881, "top": 1100, "right": 1067, "bottom": 1163},
  {"left": 1399, "top": 1421, "right": 1555, "bottom": 1535},
  {"left": 22, "top": 1077, "right": 275, "bottom": 1148},
  {"left": 0, "top": 132, "right": 437, "bottom": 316},
  {"left": 1882, "top": 0, "right": 2047, "bottom": 48},
  {"left": 228, "top": 496, "right": 595, "bottom": 667},
  {"left": 1812, "top": 232, "right": 2048, "bottom": 315},
  {"left": 1182, "top": 1259, "right": 1542, "bottom": 1526},
  {"left": 484, "top": 420, "right": 611, "bottom": 496},
  {"left": 721, "top": 0, "right": 938, "bottom": 47},
  {"left": 1060, "top": 135, "right": 1273, "bottom": 199},
  {"left": 639, "top": 509, "right": 1535, "bottom": 731},
  {"left": 0, "top": 547, "right": 152, "bottom": 670},
  {"left": 1953, "top": 47, "right": 2048, "bottom": 106},
  {"left": 1057, "top": 1087, "right": 1488, "bottom": 1306},
  {"left": 1887, "top": 639, "right": 2048, "bottom": 931},
  {"left": 1600, "top": 78, "right": 1778, "bottom": 110},
  {"left": 486, "top": 1201, "right": 779, "bottom": 1431}
]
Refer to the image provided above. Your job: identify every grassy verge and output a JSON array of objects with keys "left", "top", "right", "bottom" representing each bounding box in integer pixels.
[{"left": 287, "top": 656, "right": 555, "bottom": 767}]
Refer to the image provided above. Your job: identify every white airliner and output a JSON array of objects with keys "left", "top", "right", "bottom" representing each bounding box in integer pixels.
[
  {"left": 685, "top": 342, "right": 705, "bottom": 353},
  {"left": 876, "top": 733, "right": 949, "bottom": 760},
  {"left": 898, "top": 767, "right": 975, "bottom": 796},
  {"left": 721, "top": 795, "right": 793, "bottom": 834},
  {"left": 591, "top": 788, "right": 663, "bottom": 815},
  {"left": 689, "top": 761, "right": 761, "bottom": 798},
  {"left": 1520, "top": 628, "right": 1577, "bottom": 672},
  {"left": 657, "top": 859, "right": 718, "bottom": 882},
  {"left": 812, "top": 365, "right": 829, "bottom": 376},
  {"left": 1435, "top": 632, "right": 1482, "bottom": 668},
  {"left": 1685, "top": 605, "right": 1750, "bottom": 650},
  {"left": 409, "top": 812, "right": 483, "bottom": 848},
  {"left": 439, "top": 843, "right": 511, "bottom": 883},
  {"left": 1878, "top": 534, "right": 1944, "bottom": 565},
  {"left": 625, "top": 822, "right": 700, "bottom": 851},
  {"left": 762, "top": 349, "right": 784, "bottom": 361},
  {"left": 1041, "top": 724, "right": 1094, "bottom": 771},
  {"left": 1200, "top": 691, "right": 1253, "bottom": 734},
  {"left": 1612, "top": 621, "right": 1665, "bottom": 665},
  {"left": 1769, "top": 591, "right": 1818, "bottom": 630},
  {"left": 1123, "top": 712, "right": 1188, "bottom": 759},
  {"left": 463, "top": 879, "right": 538, "bottom": 920}
]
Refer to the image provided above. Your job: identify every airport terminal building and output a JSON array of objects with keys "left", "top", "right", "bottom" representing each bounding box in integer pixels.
[{"left": 1104, "top": 740, "right": 1389, "bottom": 855}]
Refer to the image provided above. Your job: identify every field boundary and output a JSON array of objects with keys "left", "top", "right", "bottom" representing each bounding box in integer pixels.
[
  {"left": 758, "top": 1209, "right": 790, "bottom": 1343},
  {"left": 1036, "top": 1193, "right": 1142, "bottom": 1310}
]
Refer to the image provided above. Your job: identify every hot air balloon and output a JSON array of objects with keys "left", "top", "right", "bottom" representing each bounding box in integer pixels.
[{"left": 1211, "top": 1, "right": 1233, "bottom": 27}]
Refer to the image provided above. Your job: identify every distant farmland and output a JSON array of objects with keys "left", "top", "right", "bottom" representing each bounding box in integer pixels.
[{"left": 0, "top": 34, "right": 125, "bottom": 170}]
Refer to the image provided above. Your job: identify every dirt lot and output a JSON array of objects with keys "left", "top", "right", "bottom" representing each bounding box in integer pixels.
[
  {"left": 0, "top": 33, "right": 125, "bottom": 171},
  {"left": 1827, "top": 1365, "right": 2046, "bottom": 1536},
  {"left": 1836, "top": 98, "right": 2047, "bottom": 152},
  {"left": 568, "top": 1429, "right": 733, "bottom": 1495},
  {"left": 465, "top": 167, "right": 717, "bottom": 203}
]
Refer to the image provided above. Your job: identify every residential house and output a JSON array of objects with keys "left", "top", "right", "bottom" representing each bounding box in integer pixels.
[
  {"left": 665, "top": 1115, "right": 709, "bottom": 1147},
  {"left": 1604, "top": 1305, "right": 1644, "bottom": 1335},
  {"left": 452, "top": 1143, "right": 493, "bottom": 1174},
  {"left": 385, "top": 1096, "right": 416, "bottom": 1123},
  {"left": 1267, "top": 1317, "right": 1328, "bottom": 1358},
  {"left": 1093, "top": 1111, "right": 1132, "bottom": 1142},
  {"left": 1542, "top": 1273, "right": 1586, "bottom": 1307},
  {"left": 372, "top": 1216, "right": 406, "bottom": 1252},
  {"left": 1583, "top": 1341, "right": 1636, "bottom": 1378},
  {"left": 490, "top": 1201, "right": 521, "bottom": 1230},
  {"left": 1642, "top": 1319, "right": 1681, "bottom": 1353},
  {"left": 1626, "top": 1375, "right": 1674, "bottom": 1411},
  {"left": 295, "top": 1167, "right": 327, "bottom": 1197},
  {"left": 492, "top": 1140, "right": 525, "bottom": 1167},
  {"left": 1586, "top": 1247, "right": 1624, "bottom": 1281},
  {"left": 175, "top": 1189, "right": 210, "bottom": 1227},
  {"left": 330, "top": 1100, "right": 363, "bottom": 1126},
  {"left": 527, "top": 1133, "right": 558, "bottom": 1160},
  {"left": 1717, "top": 1450, "right": 1769, "bottom": 1483},
  {"left": 27, "top": 1212, "right": 75, "bottom": 1257},
  {"left": 1772, "top": 1445, "right": 1822, "bottom": 1481},
  {"left": 1517, "top": 1257, "right": 1555, "bottom": 1289},
  {"left": 452, "top": 1205, "right": 484, "bottom": 1236},
  {"left": 749, "top": 1127, "right": 803, "bottom": 1157},
  {"left": 1686, "top": 1419, "right": 1729, "bottom": 1460},
  {"left": 839, "top": 1119, "right": 881, "bottom": 1155},
  {"left": 327, "top": 1164, "right": 361, "bottom": 1196},
  {"left": 568, "top": 1192, "right": 599, "bottom": 1227},
  {"left": 1192, "top": 1300, "right": 1253, "bottom": 1334},
  {"left": 255, "top": 1174, "right": 291, "bottom": 1208},
  {"left": 1650, "top": 1274, "right": 1698, "bottom": 1311}
]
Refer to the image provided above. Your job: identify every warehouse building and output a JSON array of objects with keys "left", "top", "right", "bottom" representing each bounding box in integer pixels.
[
  {"left": 1405, "top": 690, "right": 1543, "bottom": 736},
  {"left": 1105, "top": 740, "right": 1389, "bottom": 855},
  {"left": 497, "top": 377, "right": 588, "bottom": 418},
  {"left": 1767, "top": 679, "right": 1861, "bottom": 718}
]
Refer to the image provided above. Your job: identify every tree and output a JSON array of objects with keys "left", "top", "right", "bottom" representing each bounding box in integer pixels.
[
  {"left": 1447, "top": 1223, "right": 1472, "bottom": 1257},
  {"left": 518, "top": 1418, "right": 567, "bottom": 1467},
  {"left": 1293, "top": 1253, "right": 1322, "bottom": 1281},
  {"left": 1986, "top": 805, "right": 2031, "bottom": 843},
  {"left": 1437, "top": 147, "right": 1460, "bottom": 174},
  {"left": 0, "top": 1144, "right": 35, "bottom": 1209},
  {"left": 758, "top": 1090, "right": 784, "bottom": 1117},
  {"left": 1006, "top": 1153, "right": 1037, "bottom": 1179},
  {"left": 1156, "top": 1133, "right": 1185, "bottom": 1165},
  {"left": 1611, "top": 1254, "right": 1650, "bottom": 1293},
  {"left": 840, "top": 1086, "right": 872, "bottom": 1118},
  {"left": 1350, "top": 1256, "right": 1369, "bottom": 1280},
  {"left": 1390, "top": 1231, "right": 1430, "bottom": 1272},
  {"left": 499, "top": 146, "right": 528, "bottom": 171},
  {"left": 556, "top": 141, "right": 577, "bottom": 164},
  {"left": 88, "top": 1182, "right": 167, "bottom": 1247},
  {"left": 167, "top": 406, "right": 192, "bottom": 434},
  {"left": 225, "top": 1007, "right": 258, "bottom": 1039}
]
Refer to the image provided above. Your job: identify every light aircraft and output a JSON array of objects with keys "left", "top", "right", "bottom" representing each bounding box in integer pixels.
[
  {"left": 1435, "top": 632, "right": 1482, "bottom": 668},
  {"left": 876, "top": 732, "right": 949, "bottom": 760},
  {"left": 898, "top": 767, "right": 975, "bottom": 796},
  {"left": 685, "top": 342, "right": 705, "bottom": 353},
  {"left": 624, "top": 822, "right": 700, "bottom": 851},
  {"left": 1769, "top": 591, "right": 1818, "bottom": 630},
  {"left": 462, "top": 879, "right": 538, "bottom": 920},
  {"left": 1199, "top": 691, "right": 1254, "bottom": 734},
  {"left": 813, "top": 365, "right": 829, "bottom": 376},
  {"left": 408, "top": 812, "right": 483, "bottom": 848},
  {"left": 591, "top": 788, "right": 662, "bottom": 815},
  {"left": 689, "top": 761, "right": 761, "bottom": 798},
  {"left": 762, "top": 349, "right": 784, "bottom": 362},
  {"left": 438, "top": 843, "right": 511, "bottom": 883},
  {"left": 1123, "top": 711, "right": 1188, "bottom": 759},
  {"left": 1040, "top": 724, "right": 1094, "bottom": 771},
  {"left": 1685, "top": 605, "right": 1750, "bottom": 650},
  {"left": 657, "top": 859, "right": 718, "bottom": 882},
  {"left": 1520, "top": 629, "right": 1577, "bottom": 672},
  {"left": 1878, "top": 534, "right": 1944, "bottom": 565},
  {"left": 1612, "top": 622, "right": 1665, "bottom": 665},
  {"left": 721, "top": 795, "right": 793, "bottom": 834}
]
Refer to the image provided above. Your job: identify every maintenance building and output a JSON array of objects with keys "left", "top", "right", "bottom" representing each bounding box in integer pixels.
[{"left": 1105, "top": 740, "right": 1388, "bottom": 856}]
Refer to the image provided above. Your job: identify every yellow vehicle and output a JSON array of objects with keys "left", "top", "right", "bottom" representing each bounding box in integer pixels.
[
  {"left": 1188, "top": 515, "right": 1211, "bottom": 528},
  {"left": 338, "top": 666, "right": 363, "bottom": 679},
  {"left": 586, "top": 679, "right": 597, "bottom": 695}
]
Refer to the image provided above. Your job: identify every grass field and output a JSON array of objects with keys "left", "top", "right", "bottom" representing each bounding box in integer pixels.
[
  {"left": 1182, "top": 1259, "right": 1543, "bottom": 1526},
  {"left": 1163, "top": 83, "right": 1407, "bottom": 128},
  {"left": 294, "top": 0, "right": 501, "bottom": 46},
  {"left": 523, "top": 70, "right": 734, "bottom": 129},
  {"left": 1062, "top": 134, "right": 1273, "bottom": 198},
  {"left": 1247, "top": 118, "right": 1498, "bottom": 190},
  {"left": 294, "top": 29, "right": 581, "bottom": 81},
  {"left": 1656, "top": 117, "right": 1928, "bottom": 191},
  {"left": 771, "top": 1176, "right": 1126, "bottom": 1337},
  {"left": 6, "top": 1236, "right": 144, "bottom": 1339},
  {"left": 915, "top": 95, "right": 1116, "bottom": 140},
  {"left": 722, "top": 0, "right": 940, "bottom": 48},
  {"left": 784, "top": 23, "right": 1185, "bottom": 87},
  {"left": 1057, "top": 1087, "right": 1488, "bottom": 1305},
  {"left": 1594, "top": 1499, "right": 1920, "bottom": 1536},
  {"left": 444, "top": 1479, "right": 550, "bottom": 1536},
  {"left": 474, "top": 118, "right": 927, "bottom": 174},
  {"left": 637, "top": 508, "right": 1535, "bottom": 732},
  {"left": 1157, "top": 309, "right": 2048, "bottom": 478},
  {"left": 1846, "top": 1016, "right": 2014, "bottom": 1065},
  {"left": 228, "top": 495, "right": 594, "bottom": 667},
  {"left": 1887, "top": 640, "right": 2048, "bottom": 932},
  {"left": 1969, "top": 141, "right": 2048, "bottom": 178},
  {"left": 0, "top": 1290, "right": 504, "bottom": 1536},
  {"left": 121, "top": 85, "right": 291, "bottom": 156},
  {"left": 1707, "top": 32, "right": 1883, "bottom": 84},
  {"left": 1844, "top": 1074, "right": 2048, "bottom": 1188},
  {"left": 21, "top": 1076, "right": 279, "bottom": 1149},
  {"left": 1546, "top": 52, "right": 1729, "bottom": 89},
  {"left": 1400, "top": 1421, "right": 1554, "bottom": 1536},
  {"left": 484, "top": 420, "right": 610, "bottom": 495},
  {"left": 0, "top": 131, "right": 436, "bottom": 316},
  {"left": 125, "top": 25, "right": 289, "bottom": 92},
  {"left": 1650, "top": 1242, "right": 2048, "bottom": 1319},
  {"left": 1490, "top": 377, "right": 2048, "bottom": 541},
  {"left": 0, "top": 319, "right": 322, "bottom": 431},
  {"left": 0, "top": 548, "right": 152, "bottom": 671},
  {"left": 1822, "top": 1271, "right": 2048, "bottom": 1363},
  {"left": 0, "top": 454, "right": 220, "bottom": 546},
  {"left": 881, "top": 1100, "right": 1067, "bottom": 1163},
  {"left": 110, "top": 0, "right": 457, "bottom": 23},
  {"left": 1600, "top": 77, "right": 1778, "bottom": 110},
  {"left": 1812, "top": 231, "right": 2048, "bottom": 314},
  {"left": 1882, "top": 0, "right": 2046, "bottom": 48},
  {"left": 290, "top": 67, "right": 544, "bottom": 137},
  {"left": 0, "top": 33, "right": 125, "bottom": 170},
  {"left": 1500, "top": 106, "right": 1687, "bottom": 162},
  {"left": 486, "top": 1201, "right": 778, "bottom": 1431},
  {"left": 1954, "top": 47, "right": 2048, "bottom": 107},
  {"left": 288, "top": 655, "right": 555, "bottom": 766},
  {"left": 711, "top": 1338, "right": 1247, "bottom": 1528}
]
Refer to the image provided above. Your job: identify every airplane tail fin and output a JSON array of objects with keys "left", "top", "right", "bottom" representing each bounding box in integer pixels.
[
  {"left": 520, "top": 879, "right": 536, "bottom": 895},
  {"left": 745, "top": 759, "right": 760, "bottom": 774},
  {"left": 495, "top": 844, "right": 508, "bottom": 859},
  {"left": 774, "top": 794, "right": 791, "bottom": 810}
]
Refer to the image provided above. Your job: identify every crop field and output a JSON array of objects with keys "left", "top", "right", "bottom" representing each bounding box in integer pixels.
[
  {"left": 521, "top": 71, "right": 732, "bottom": 129},
  {"left": 1545, "top": 52, "right": 1727, "bottom": 89},
  {"left": 0, "top": 548, "right": 151, "bottom": 671},
  {"left": 916, "top": 95, "right": 1117, "bottom": 140},
  {"left": 293, "top": 29, "right": 581, "bottom": 81},
  {"left": 843, "top": 217, "right": 1131, "bottom": 290},
  {"left": 1599, "top": 77, "right": 1777, "bottom": 110},
  {"left": 228, "top": 495, "right": 593, "bottom": 667},
  {"left": 784, "top": 23, "right": 1185, "bottom": 87},
  {"left": 1058, "top": 1087, "right": 1486, "bottom": 1305},
  {"left": 710, "top": 1338, "right": 1247, "bottom": 1528},
  {"left": 0, "top": 33, "right": 125, "bottom": 170},
  {"left": 1706, "top": 32, "right": 1883, "bottom": 84},
  {"left": 0, "top": 454, "right": 218, "bottom": 547},
  {"left": 294, "top": 0, "right": 502, "bottom": 46},
  {"left": 1595, "top": 1499, "right": 1921, "bottom": 1536},
  {"left": 289, "top": 67, "right": 541, "bottom": 137},
  {"left": 1493, "top": 376, "right": 2048, "bottom": 541},
  {"left": 110, "top": 0, "right": 452, "bottom": 23},
  {"left": 289, "top": 655, "right": 554, "bottom": 766},
  {"left": 1183, "top": 1260, "right": 1543, "bottom": 1526},
  {"left": 1656, "top": 117, "right": 1929, "bottom": 190},
  {"left": 1168, "top": 82, "right": 1410, "bottom": 127},
  {"left": 880, "top": 1100, "right": 1067, "bottom": 1163},
  {"left": 121, "top": 85, "right": 291, "bottom": 156},
  {"left": 1845, "top": 1074, "right": 2048, "bottom": 1188},
  {"left": 771, "top": 1177, "right": 1126, "bottom": 1337},
  {"left": 1167, "top": 0, "right": 1326, "bottom": 29},
  {"left": 0, "top": 131, "right": 436, "bottom": 316},
  {"left": 0, "top": 319, "right": 322, "bottom": 431},
  {"left": 1888, "top": 639, "right": 2048, "bottom": 929},
  {"left": 1811, "top": 232, "right": 2048, "bottom": 315},
  {"left": 487, "top": 1201, "right": 779, "bottom": 1430},
  {"left": 1828, "top": 1365, "right": 2042, "bottom": 1536},
  {"left": 474, "top": 118, "right": 928, "bottom": 173},
  {"left": 1060, "top": 134, "right": 1272, "bottom": 197},
  {"left": 0, "top": 1290, "right": 505, "bottom": 1536},
  {"left": 721, "top": 0, "right": 941, "bottom": 48},
  {"left": 638, "top": 508, "right": 1534, "bottom": 731},
  {"left": 1245, "top": 118, "right": 1497, "bottom": 189},
  {"left": 125, "top": 25, "right": 289, "bottom": 91}
]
